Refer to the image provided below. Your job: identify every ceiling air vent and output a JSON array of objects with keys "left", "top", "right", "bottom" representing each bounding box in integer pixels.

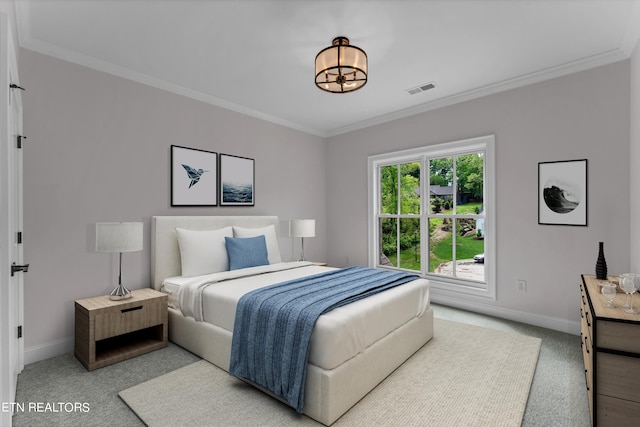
[{"left": 406, "top": 82, "right": 436, "bottom": 95}]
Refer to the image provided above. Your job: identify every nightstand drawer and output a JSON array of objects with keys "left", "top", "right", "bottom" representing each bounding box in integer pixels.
[{"left": 95, "top": 299, "right": 164, "bottom": 341}]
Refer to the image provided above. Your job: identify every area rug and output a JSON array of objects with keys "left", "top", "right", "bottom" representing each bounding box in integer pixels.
[{"left": 119, "top": 318, "right": 541, "bottom": 427}]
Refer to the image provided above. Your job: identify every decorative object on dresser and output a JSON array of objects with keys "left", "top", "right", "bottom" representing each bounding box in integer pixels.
[
  {"left": 580, "top": 274, "right": 640, "bottom": 426},
  {"left": 96, "top": 222, "right": 143, "bottom": 300},
  {"left": 595, "top": 241, "right": 608, "bottom": 280},
  {"left": 74, "top": 288, "right": 168, "bottom": 371},
  {"left": 619, "top": 273, "right": 640, "bottom": 314},
  {"left": 171, "top": 145, "right": 218, "bottom": 206},
  {"left": 289, "top": 219, "right": 315, "bottom": 261},
  {"left": 538, "top": 159, "right": 588, "bottom": 226},
  {"left": 219, "top": 154, "right": 255, "bottom": 206}
]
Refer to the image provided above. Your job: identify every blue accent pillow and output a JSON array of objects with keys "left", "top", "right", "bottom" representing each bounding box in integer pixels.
[{"left": 225, "top": 236, "right": 270, "bottom": 270}]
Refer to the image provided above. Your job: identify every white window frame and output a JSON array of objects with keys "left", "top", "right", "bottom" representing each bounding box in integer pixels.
[{"left": 367, "top": 135, "right": 496, "bottom": 301}]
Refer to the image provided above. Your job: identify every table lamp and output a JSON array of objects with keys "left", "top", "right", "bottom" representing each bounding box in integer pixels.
[
  {"left": 289, "top": 219, "right": 315, "bottom": 261},
  {"left": 96, "top": 222, "right": 143, "bottom": 300}
]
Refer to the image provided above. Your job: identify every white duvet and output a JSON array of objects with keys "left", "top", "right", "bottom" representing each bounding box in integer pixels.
[{"left": 162, "top": 262, "right": 430, "bottom": 370}]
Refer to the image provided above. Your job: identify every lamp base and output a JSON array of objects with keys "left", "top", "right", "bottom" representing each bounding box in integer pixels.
[{"left": 109, "top": 284, "right": 132, "bottom": 300}]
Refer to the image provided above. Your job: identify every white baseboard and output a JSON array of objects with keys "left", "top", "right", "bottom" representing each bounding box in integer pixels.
[
  {"left": 24, "top": 336, "right": 73, "bottom": 365},
  {"left": 431, "top": 293, "right": 581, "bottom": 335}
]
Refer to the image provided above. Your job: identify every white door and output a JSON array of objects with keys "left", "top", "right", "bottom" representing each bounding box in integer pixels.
[
  {"left": 0, "top": 12, "right": 24, "bottom": 426},
  {"left": 8, "top": 63, "right": 25, "bottom": 398}
]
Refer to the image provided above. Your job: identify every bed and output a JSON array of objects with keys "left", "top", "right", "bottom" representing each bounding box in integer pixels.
[{"left": 151, "top": 216, "right": 434, "bottom": 425}]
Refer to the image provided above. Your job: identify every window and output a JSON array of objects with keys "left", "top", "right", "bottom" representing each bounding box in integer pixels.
[{"left": 368, "top": 135, "right": 495, "bottom": 300}]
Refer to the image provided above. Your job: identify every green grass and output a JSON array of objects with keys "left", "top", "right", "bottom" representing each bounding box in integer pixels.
[
  {"left": 386, "top": 249, "right": 421, "bottom": 271},
  {"left": 385, "top": 202, "right": 484, "bottom": 272},
  {"left": 438, "top": 201, "right": 483, "bottom": 215},
  {"left": 386, "top": 234, "right": 483, "bottom": 273},
  {"left": 429, "top": 234, "right": 484, "bottom": 272}
]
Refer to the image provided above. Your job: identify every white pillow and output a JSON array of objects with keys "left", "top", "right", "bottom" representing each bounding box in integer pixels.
[
  {"left": 175, "top": 227, "right": 233, "bottom": 277},
  {"left": 233, "top": 225, "right": 282, "bottom": 264}
]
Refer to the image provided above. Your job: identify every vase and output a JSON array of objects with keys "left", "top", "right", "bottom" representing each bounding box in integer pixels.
[{"left": 595, "top": 241, "right": 608, "bottom": 280}]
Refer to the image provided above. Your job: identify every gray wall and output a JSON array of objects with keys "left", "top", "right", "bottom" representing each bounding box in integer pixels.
[
  {"left": 0, "top": 1, "right": 19, "bottom": 61},
  {"left": 20, "top": 50, "right": 327, "bottom": 352},
  {"left": 326, "top": 62, "right": 630, "bottom": 331}
]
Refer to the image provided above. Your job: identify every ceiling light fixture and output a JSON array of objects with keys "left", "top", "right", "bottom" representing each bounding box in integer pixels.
[{"left": 315, "top": 36, "right": 367, "bottom": 94}]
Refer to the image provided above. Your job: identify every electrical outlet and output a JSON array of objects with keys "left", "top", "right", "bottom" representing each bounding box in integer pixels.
[{"left": 517, "top": 280, "right": 527, "bottom": 292}]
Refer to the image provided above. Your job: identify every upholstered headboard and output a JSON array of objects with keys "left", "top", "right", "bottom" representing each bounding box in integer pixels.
[{"left": 151, "top": 216, "right": 281, "bottom": 290}]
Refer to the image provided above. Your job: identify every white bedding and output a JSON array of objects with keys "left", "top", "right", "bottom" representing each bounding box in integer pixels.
[{"left": 163, "top": 262, "right": 430, "bottom": 370}]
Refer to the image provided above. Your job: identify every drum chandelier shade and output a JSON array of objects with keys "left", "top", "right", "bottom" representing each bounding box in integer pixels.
[{"left": 315, "top": 37, "right": 368, "bottom": 93}]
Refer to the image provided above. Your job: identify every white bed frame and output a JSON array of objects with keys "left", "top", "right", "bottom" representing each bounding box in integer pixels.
[{"left": 151, "top": 216, "right": 434, "bottom": 425}]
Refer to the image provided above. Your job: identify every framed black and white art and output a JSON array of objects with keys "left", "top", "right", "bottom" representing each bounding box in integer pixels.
[
  {"left": 219, "top": 154, "right": 255, "bottom": 206},
  {"left": 171, "top": 145, "right": 217, "bottom": 206},
  {"left": 538, "top": 159, "right": 588, "bottom": 226}
]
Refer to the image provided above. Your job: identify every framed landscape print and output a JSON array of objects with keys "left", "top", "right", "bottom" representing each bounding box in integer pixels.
[
  {"left": 219, "top": 154, "right": 255, "bottom": 206},
  {"left": 538, "top": 159, "right": 587, "bottom": 226},
  {"left": 171, "top": 145, "right": 217, "bottom": 206}
]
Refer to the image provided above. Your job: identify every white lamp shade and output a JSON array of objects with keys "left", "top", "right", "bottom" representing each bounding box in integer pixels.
[
  {"left": 96, "top": 222, "right": 143, "bottom": 253},
  {"left": 289, "top": 219, "right": 316, "bottom": 238}
]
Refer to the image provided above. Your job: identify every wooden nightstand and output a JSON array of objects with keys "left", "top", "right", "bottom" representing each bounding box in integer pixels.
[{"left": 74, "top": 288, "right": 168, "bottom": 371}]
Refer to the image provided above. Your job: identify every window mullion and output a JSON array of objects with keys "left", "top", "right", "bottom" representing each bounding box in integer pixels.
[
  {"left": 421, "top": 156, "right": 428, "bottom": 276},
  {"left": 396, "top": 166, "right": 401, "bottom": 267},
  {"left": 452, "top": 157, "right": 457, "bottom": 278}
]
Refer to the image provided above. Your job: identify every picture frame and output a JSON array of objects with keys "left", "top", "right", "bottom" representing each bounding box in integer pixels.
[
  {"left": 171, "top": 145, "right": 217, "bottom": 206},
  {"left": 538, "top": 159, "right": 588, "bottom": 226},
  {"left": 219, "top": 154, "right": 255, "bottom": 206}
]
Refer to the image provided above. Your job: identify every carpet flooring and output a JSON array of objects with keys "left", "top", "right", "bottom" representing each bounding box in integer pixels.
[
  {"left": 120, "top": 318, "right": 541, "bottom": 427},
  {"left": 13, "top": 304, "right": 590, "bottom": 426}
]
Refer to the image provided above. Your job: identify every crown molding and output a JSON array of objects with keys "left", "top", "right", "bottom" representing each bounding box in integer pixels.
[
  {"left": 14, "top": 0, "right": 327, "bottom": 138},
  {"left": 326, "top": 48, "right": 630, "bottom": 137},
  {"left": 620, "top": 0, "right": 640, "bottom": 57},
  {"left": 15, "top": 32, "right": 631, "bottom": 140},
  {"left": 22, "top": 38, "right": 327, "bottom": 137},
  {"left": 16, "top": 0, "right": 638, "bottom": 140}
]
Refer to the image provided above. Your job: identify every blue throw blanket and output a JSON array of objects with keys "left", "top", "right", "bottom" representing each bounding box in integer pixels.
[{"left": 229, "top": 266, "right": 418, "bottom": 412}]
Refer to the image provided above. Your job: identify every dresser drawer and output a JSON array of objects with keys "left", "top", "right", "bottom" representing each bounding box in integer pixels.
[
  {"left": 95, "top": 300, "right": 164, "bottom": 341},
  {"left": 597, "top": 394, "right": 640, "bottom": 427},
  {"left": 597, "top": 320, "right": 640, "bottom": 354},
  {"left": 597, "top": 352, "right": 640, "bottom": 403}
]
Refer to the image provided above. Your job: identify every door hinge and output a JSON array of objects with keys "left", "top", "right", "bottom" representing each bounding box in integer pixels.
[
  {"left": 17, "top": 232, "right": 22, "bottom": 244},
  {"left": 17, "top": 135, "right": 26, "bottom": 149},
  {"left": 17, "top": 326, "right": 22, "bottom": 339},
  {"left": 10, "top": 83, "right": 25, "bottom": 91}
]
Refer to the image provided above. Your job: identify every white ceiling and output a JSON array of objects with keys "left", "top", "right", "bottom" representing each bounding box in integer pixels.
[{"left": 15, "top": 0, "right": 640, "bottom": 137}]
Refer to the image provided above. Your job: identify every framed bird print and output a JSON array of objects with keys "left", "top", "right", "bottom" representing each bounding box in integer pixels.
[
  {"left": 219, "top": 154, "right": 255, "bottom": 206},
  {"left": 171, "top": 145, "right": 217, "bottom": 206}
]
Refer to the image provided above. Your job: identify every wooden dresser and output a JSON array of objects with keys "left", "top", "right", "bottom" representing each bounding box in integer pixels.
[{"left": 580, "top": 274, "right": 640, "bottom": 426}]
